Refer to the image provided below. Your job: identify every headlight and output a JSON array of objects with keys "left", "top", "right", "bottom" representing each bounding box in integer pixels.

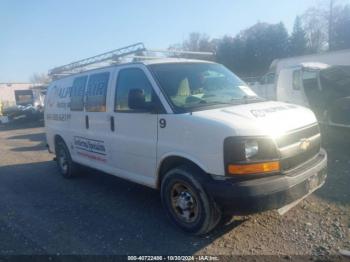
[
  {"left": 224, "top": 137, "right": 279, "bottom": 175},
  {"left": 244, "top": 140, "right": 259, "bottom": 159}
]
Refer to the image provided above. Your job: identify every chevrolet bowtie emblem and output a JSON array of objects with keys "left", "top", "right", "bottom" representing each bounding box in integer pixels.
[{"left": 299, "top": 138, "right": 311, "bottom": 151}]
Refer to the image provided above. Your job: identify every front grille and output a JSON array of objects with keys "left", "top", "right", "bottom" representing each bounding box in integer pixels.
[
  {"left": 276, "top": 124, "right": 320, "bottom": 148},
  {"left": 277, "top": 124, "right": 321, "bottom": 171},
  {"left": 281, "top": 143, "right": 320, "bottom": 171}
]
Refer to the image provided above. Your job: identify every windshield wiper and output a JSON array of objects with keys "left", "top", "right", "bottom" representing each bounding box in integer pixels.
[
  {"left": 187, "top": 96, "right": 265, "bottom": 111},
  {"left": 241, "top": 95, "right": 266, "bottom": 103}
]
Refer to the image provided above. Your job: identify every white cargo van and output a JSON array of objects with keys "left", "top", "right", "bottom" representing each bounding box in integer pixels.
[{"left": 45, "top": 58, "right": 327, "bottom": 235}]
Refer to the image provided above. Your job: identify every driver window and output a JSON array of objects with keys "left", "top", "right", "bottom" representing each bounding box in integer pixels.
[
  {"left": 115, "top": 68, "right": 154, "bottom": 112},
  {"left": 171, "top": 70, "right": 227, "bottom": 105}
]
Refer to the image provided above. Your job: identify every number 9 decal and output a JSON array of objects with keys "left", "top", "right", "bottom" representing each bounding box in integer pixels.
[{"left": 159, "top": 118, "right": 166, "bottom": 128}]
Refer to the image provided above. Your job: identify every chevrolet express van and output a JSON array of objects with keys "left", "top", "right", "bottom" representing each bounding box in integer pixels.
[{"left": 45, "top": 59, "right": 327, "bottom": 235}]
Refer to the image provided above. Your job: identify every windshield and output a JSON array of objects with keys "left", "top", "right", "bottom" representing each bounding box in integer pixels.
[{"left": 149, "top": 63, "right": 261, "bottom": 112}]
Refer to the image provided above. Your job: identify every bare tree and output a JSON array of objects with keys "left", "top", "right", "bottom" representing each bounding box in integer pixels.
[
  {"left": 331, "top": 3, "right": 350, "bottom": 50},
  {"left": 301, "top": 0, "right": 350, "bottom": 52},
  {"left": 30, "top": 73, "right": 51, "bottom": 85},
  {"left": 301, "top": 7, "right": 329, "bottom": 52},
  {"left": 182, "top": 32, "right": 214, "bottom": 52}
]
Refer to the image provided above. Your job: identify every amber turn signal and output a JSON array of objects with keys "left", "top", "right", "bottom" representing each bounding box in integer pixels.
[{"left": 228, "top": 161, "right": 280, "bottom": 175}]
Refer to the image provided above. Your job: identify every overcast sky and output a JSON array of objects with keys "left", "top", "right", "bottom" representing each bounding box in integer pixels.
[{"left": 0, "top": 0, "right": 323, "bottom": 82}]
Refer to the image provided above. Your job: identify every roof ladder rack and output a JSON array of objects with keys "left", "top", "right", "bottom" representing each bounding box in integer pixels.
[
  {"left": 49, "top": 42, "right": 146, "bottom": 77},
  {"left": 49, "top": 42, "right": 214, "bottom": 79}
]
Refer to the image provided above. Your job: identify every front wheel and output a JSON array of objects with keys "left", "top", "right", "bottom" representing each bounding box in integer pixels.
[
  {"left": 55, "top": 139, "right": 79, "bottom": 178},
  {"left": 160, "top": 166, "right": 221, "bottom": 235}
]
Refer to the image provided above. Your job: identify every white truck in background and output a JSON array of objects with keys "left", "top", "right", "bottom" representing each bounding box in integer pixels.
[
  {"left": 0, "top": 83, "right": 46, "bottom": 123},
  {"left": 250, "top": 49, "right": 350, "bottom": 129}
]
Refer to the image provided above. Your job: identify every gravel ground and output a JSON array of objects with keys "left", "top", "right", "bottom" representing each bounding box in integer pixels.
[{"left": 0, "top": 120, "right": 349, "bottom": 256}]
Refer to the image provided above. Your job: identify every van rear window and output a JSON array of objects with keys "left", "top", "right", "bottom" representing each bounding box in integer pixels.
[
  {"left": 85, "top": 72, "right": 110, "bottom": 112},
  {"left": 71, "top": 76, "right": 87, "bottom": 111}
]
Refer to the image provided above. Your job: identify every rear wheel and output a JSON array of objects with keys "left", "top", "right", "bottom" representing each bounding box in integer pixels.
[
  {"left": 161, "top": 165, "right": 221, "bottom": 235},
  {"left": 55, "top": 139, "right": 79, "bottom": 178}
]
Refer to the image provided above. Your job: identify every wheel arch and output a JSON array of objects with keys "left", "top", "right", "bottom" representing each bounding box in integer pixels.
[
  {"left": 54, "top": 134, "right": 67, "bottom": 153},
  {"left": 156, "top": 154, "right": 210, "bottom": 189}
]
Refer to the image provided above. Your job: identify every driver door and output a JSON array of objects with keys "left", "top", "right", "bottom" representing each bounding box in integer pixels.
[{"left": 108, "top": 65, "right": 160, "bottom": 186}]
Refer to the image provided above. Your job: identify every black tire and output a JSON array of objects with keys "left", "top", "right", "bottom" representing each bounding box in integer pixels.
[
  {"left": 55, "top": 138, "right": 79, "bottom": 178},
  {"left": 160, "top": 165, "right": 222, "bottom": 235}
]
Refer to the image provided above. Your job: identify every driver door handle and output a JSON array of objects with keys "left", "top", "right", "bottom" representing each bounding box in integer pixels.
[
  {"left": 85, "top": 115, "right": 89, "bottom": 129},
  {"left": 110, "top": 116, "right": 115, "bottom": 132}
]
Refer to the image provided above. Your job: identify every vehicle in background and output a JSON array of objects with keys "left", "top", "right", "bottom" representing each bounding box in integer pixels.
[
  {"left": 250, "top": 49, "right": 350, "bottom": 130},
  {"left": 45, "top": 43, "right": 327, "bottom": 235},
  {"left": 250, "top": 63, "right": 350, "bottom": 130},
  {"left": 262, "top": 48, "right": 350, "bottom": 83},
  {"left": 0, "top": 83, "right": 46, "bottom": 123}
]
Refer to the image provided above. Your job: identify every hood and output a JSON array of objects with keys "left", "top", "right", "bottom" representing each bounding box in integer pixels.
[{"left": 193, "top": 101, "right": 317, "bottom": 137}]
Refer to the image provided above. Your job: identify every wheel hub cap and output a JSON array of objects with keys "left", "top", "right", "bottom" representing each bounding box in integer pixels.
[
  {"left": 59, "top": 150, "right": 68, "bottom": 173},
  {"left": 170, "top": 182, "right": 199, "bottom": 223}
]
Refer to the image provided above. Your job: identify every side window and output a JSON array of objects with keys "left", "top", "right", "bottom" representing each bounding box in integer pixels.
[
  {"left": 85, "top": 72, "right": 110, "bottom": 112},
  {"left": 292, "top": 70, "right": 302, "bottom": 90},
  {"left": 115, "top": 68, "right": 154, "bottom": 112},
  {"left": 70, "top": 76, "right": 87, "bottom": 111},
  {"left": 302, "top": 70, "right": 318, "bottom": 90}
]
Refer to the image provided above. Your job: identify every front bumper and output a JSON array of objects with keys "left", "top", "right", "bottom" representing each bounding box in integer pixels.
[{"left": 204, "top": 149, "right": 327, "bottom": 214}]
